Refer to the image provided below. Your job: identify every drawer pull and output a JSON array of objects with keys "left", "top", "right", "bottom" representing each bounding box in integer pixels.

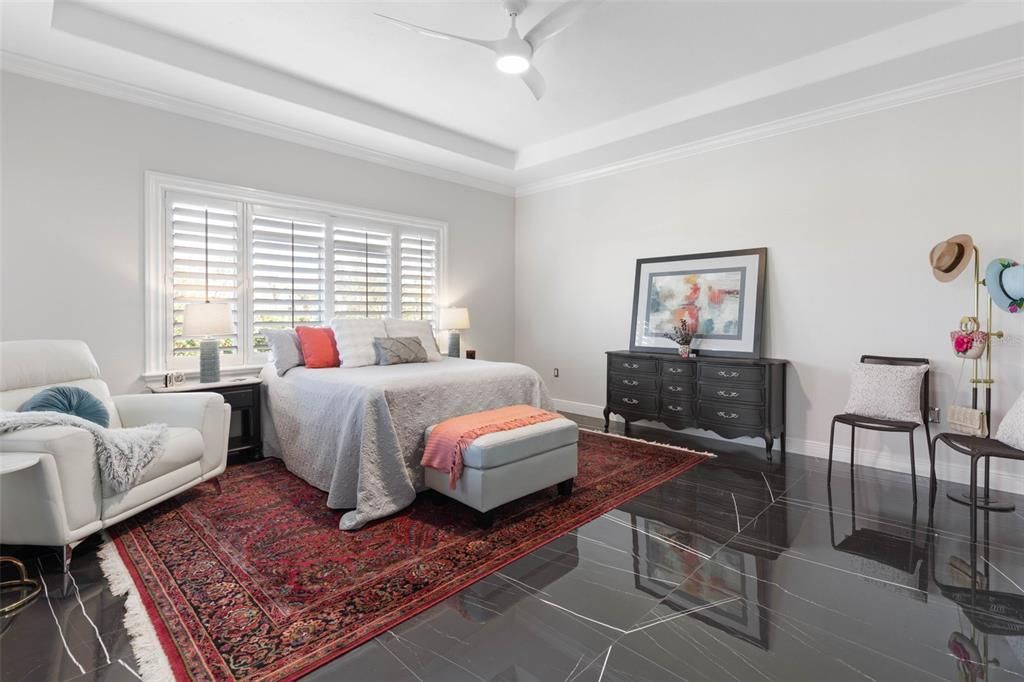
[
  {"left": 622, "top": 379, "right": 639, "bottom": 386},
  {"left": 622, "top": 397, "right": 639, "bottom": 405},
  {"left": 717, "top": 390, "right": 739, "bottom": 398},
  {"left": 668, "top": 367, "right": 684, "bottom": 374},
  {"left": 667, "top": 405, "right": 685, "bottom": 412},
  {"left": 717, "top": 370, "right": 740, "bottom": 378},
  {"left": 623, "top": 362, "right": 639, "bottom": 369},
  {"left": 668, "top": 385, "right": 685, "bottom": 392},
  {"left": 717, "top": 411, "right": 740, "bottom": 419}
]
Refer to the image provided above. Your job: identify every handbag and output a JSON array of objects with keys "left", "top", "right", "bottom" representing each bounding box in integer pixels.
[
  {"left": 950, "top": 316, "right": 988, "bottom": 360},
  {"left": 948, "top": 404, "right": 988, "bottom": 437}
]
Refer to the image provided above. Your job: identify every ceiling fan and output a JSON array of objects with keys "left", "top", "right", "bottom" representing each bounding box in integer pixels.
[{"left": 375, "top": 0, "right": 601, "bottom": 100}]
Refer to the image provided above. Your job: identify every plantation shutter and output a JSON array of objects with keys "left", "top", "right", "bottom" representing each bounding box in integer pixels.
[
  {"left": 333, "top": 225, "right": 392, "bottom": 318},
  {"left": 251, "top": 211, "right": 326, "bottom": 352},
  {"left": 170, "top": 194, "right": 241, "bottom": 358},
  {"left": 400, "top": 232, "right": 437, "bottom": 320}
]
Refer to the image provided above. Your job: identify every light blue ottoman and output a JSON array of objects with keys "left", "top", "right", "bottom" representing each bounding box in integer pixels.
[{"left": 424, "top": 417, "right": 579, "bottom": 528}]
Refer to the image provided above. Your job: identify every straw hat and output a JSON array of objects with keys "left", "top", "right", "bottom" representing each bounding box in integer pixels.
[{"left": 929, "top": 234, "right": 975, "bottom": 282}]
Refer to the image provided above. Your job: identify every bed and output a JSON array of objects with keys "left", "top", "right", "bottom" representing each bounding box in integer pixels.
[{"left": 260, "top": 358, "right": 554, "bottom": 529}]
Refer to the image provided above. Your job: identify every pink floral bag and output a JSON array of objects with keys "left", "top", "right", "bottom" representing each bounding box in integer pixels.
[{"left": 950, "top": 317, "right": 988, "bottom": 360}]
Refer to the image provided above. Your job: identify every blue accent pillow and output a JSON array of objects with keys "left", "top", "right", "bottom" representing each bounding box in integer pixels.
[{"left": 19, "top": 386, "right": 110, "bottom": 427}]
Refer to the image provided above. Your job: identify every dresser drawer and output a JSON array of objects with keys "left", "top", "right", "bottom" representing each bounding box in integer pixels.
[
  {"left": 700, "top": 364, "right": 764, "bottom": 385},
  {"left": 661, "top": 361, "right": 695, "bottom": 378},
  {"left": 660, "top": 398, "right": 695, "bottom": 418},
  {"left": 699, "top": 401, "right": 764, "bottom": 428},
  {"left": 700, "top": 383, "right": 764, "bottom": 405},
  {"left": 662, "top": 379, "right": 696, "bottom": 397},
  {"left": 609, "top": 390, "right": 658, "bottom": 413},
  {"left": 609, "top": 355, "right": 658, "bottom": 375},
  {"left": 609, "top": 372, "right": 657, "bottom": 394}
]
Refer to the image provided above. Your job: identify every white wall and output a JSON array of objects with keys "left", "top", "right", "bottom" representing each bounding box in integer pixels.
[
  {"left": 0, "top": 74, "right": 515, "bottom": 394},
  {"left": 515, "top": 80, "right": 1024, "bottom": 490}
]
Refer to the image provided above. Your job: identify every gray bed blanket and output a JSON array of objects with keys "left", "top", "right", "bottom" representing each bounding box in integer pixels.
[{"left": 260, "top": 358, "right": 554, "bottom": 530}]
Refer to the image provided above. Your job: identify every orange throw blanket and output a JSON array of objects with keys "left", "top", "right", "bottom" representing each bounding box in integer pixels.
[{"left": 422, "top": 405, "right": 562, "bottom": 490}]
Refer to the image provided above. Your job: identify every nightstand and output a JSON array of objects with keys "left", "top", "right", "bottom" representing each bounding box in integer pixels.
[{"left": 151, "top": 377, "right": 263, "bottom": 459}]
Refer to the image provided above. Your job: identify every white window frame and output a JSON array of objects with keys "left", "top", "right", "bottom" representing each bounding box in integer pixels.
[{"left": 144, "top": 171, "right": 447, "bottom": 381}]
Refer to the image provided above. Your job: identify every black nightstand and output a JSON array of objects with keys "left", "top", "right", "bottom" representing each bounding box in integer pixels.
[{"left": 151, "top": 377, "right": 263, "bottom": 459}]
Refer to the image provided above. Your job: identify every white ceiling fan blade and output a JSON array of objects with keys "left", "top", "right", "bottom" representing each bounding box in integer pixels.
[
  {"left": 520, "top": 67, "right": 546, "bottom": 100},
  {"left": 374, "top": 14, "right": 497, "bottom": 53},
  {"left": 523, "top": 0, "right": 602, "bottom": 53}
]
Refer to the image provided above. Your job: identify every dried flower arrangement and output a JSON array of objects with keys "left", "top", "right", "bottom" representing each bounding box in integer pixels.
[{"left": 668, "top": 319, "right": 693, "bottom": 347}]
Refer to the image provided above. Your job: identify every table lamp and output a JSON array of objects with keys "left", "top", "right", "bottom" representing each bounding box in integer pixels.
[
  {"left": 184, "top": 302, "right": 234, "bottom": 382},
  {"left": 440, "top": 307, "right": 470, "bottom": 358}
]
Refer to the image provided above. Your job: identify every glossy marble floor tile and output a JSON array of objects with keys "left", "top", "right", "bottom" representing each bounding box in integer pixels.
[
  {"left": 3, "top": 414, "right": 1023, "bottom": 681},
  {"left": 0, "top": 538, "right": 141, "bottom": 682}
]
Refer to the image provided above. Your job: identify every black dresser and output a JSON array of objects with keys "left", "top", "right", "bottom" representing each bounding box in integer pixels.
[{"left": 604, "top": 351, "right": 787, "bottom": 461}]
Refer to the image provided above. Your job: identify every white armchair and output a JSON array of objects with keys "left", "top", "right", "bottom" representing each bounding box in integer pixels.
[{"left": 0, "top": 340, "right": 229, "bottom": 570}]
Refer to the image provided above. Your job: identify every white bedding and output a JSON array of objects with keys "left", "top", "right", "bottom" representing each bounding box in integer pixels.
[{"left": 260, "top": 358, "right": 554, "bottom": 529}]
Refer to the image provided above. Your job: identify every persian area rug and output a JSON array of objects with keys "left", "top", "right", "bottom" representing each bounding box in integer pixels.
[{"left": 103, "top": 429, "right": 707, "bottom": 681}]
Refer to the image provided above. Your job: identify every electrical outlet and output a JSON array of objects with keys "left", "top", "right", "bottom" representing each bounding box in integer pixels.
[
  {"left": 553, "top": 368, "right": 559, "bottom": 378},
  {"left": 928, "top": 407, "right": 941, "bottom": 424}
]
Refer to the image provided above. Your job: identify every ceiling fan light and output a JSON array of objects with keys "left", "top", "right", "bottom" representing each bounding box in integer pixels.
[{"left": 496, "top": 54, "right": 530, "bottom": 74}]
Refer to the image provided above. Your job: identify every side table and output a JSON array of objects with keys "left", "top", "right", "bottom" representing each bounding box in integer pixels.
[{"left": 152, "top": 377, "right": 263, "bottom": 459}]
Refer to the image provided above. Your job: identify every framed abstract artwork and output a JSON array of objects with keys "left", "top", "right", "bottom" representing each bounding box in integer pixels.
[{"left": 629, "top": 248, "right": 767, "bottom": 358}]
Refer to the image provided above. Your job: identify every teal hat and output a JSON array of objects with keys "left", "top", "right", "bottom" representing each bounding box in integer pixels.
[{"left": 985, "top": 258, "right": 1024, "bottom": 313}]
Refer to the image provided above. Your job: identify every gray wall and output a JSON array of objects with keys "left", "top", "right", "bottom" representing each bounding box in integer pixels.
[
  {"left": 0, "top": 74, "right": 515, "bottom": 393},
  {"left": 515, "top": 80, "right": 1024, "bottom": 490}
]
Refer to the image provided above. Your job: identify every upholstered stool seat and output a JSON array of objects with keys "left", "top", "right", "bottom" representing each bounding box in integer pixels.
[{"left": 424, "top": 417, "right": 579, "bottom": 528}]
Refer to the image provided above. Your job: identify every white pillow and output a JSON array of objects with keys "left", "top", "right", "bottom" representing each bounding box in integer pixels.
[
  {"left": 384, "top": 319, "right": 442, "bottom": 362},
  {"left": 996, "top": 392, "right": 1024, "bottom": 451},
  {"left": 843, "top": 363, "right": 927, "bottom": 424},
  {"left": 330, "top": 318, "right": 386, "bottom": 368}
]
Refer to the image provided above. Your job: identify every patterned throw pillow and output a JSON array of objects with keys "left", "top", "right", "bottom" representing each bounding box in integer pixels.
[
  {"left": 374, "top": 337, "right": 428, "bottom": 365},
  {"left": 383, "top": 319, "right": 442, "bottom": 362},
  {"left": 995, "top": 392, "right": 1024, "bottom": 451},
  {"left": 20, "top": 385, "right": 110, "bottom": 427},
  {"left": 843, "top": 363, "right": 927, "bottom": 424}
]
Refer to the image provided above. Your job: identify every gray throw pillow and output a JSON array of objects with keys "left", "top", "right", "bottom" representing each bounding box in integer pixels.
[
  {"left": 263, "top": 329, "right": 304, "bottom": 376},
  {"left": 374, "top": 337, "right": 428, "bottom": 365}
]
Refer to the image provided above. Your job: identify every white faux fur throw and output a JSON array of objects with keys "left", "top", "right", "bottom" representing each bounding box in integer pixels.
[{"left": 0, "top": 411, "right": 167, "bottom": 492}]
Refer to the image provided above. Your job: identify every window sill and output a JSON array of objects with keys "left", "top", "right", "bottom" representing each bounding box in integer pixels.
[{"left": 142, "top": 364, "right": 267, "bottom": 389}]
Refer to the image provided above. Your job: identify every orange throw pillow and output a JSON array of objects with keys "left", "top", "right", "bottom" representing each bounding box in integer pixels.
[{"left": 295, "top": 326, "right": 340, "bottom": 368}]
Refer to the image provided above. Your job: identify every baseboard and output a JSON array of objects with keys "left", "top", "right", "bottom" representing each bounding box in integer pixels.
[{"left": 551, "top": 398, "right": 1024, "bottom": 494}]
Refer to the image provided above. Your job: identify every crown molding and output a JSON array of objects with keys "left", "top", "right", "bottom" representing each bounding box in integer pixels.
[
  {"left": 3, "top": 50, "right": 1021, "bottom": 201},
  {"left": 515, "top": 58, "right": 1024, "bottom": 197},
  {"left": 0, "top": 51, "right": 516, "bottom": 197}
]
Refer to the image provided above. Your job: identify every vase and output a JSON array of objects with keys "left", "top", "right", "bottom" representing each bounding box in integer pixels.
[{"left": 678, "top": 345, "right": 691, "bottom": 358}]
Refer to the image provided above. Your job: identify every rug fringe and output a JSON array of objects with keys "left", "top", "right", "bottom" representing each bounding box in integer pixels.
[
  {"left": 580, "top": 427, "right": 717, "bottom": 458},
  {"left": 98, "top": 538, "right": 175, "bottom": 682}
]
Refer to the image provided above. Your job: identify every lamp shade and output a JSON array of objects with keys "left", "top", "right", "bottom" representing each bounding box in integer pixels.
[
  {"left": 440, "top": 307, "right": 470, "bottom": 330},
  {"left": 183, "top": 302, "right": 235, "bottom": 337}
]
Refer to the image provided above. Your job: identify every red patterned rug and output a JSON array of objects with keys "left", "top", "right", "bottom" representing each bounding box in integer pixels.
[{"left": 105, "top": 429, "right": 706, "bottom": 681}]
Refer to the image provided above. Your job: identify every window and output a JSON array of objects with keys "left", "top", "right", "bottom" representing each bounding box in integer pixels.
[{"left": 145, "top": 174, "right": 446, "bottom": 375}]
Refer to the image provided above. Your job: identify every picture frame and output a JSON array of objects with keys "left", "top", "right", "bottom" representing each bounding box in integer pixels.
[{"left": 629, "top": 248, "right": 767, "bottom": 358}]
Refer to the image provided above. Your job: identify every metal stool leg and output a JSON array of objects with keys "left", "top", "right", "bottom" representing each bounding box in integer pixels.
[
  {"left": 909, "top": 430, "right": 917, "bottom": 505},
  {"left": 827, "top": 419, "right": 837, "bottom": 484},
  {"left": 969, "top": 454, "right": 980, "bottom": 548},
  {"left": 0, "top": 557, "right": 42, "bottom": 615},
  {"left": 849, "top": 425, "right": 856, "bottom": 473}
]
